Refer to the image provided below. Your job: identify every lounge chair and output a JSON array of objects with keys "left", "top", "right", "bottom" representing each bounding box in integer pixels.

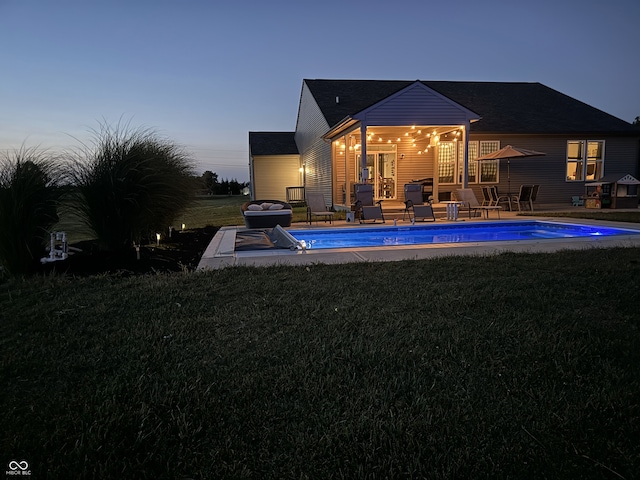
[
  {"left": 306, "top": 193, "right": 335, "bottom": 225},
  {"left": 403, "top": 183, "right": 435, "bottom": 222},
  {"left": 407, "top": 201, "right": 436, "bottom": 222},
  {"left": 354, "top": 183, "right": 385, "bottom": 223},
  {"left": 241, "top": 200, "right": 293, "bottom": 228},
  {"left": 455, "top": 188, "right": 502, "bottom": 219}
]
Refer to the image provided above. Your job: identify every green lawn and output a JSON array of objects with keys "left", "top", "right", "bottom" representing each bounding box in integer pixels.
[
  {"left": 2, "top": 200, "right": 640, "bottom": 478},
  {"left": 179, "top": 195, "right": 346, "bottom": 229}
]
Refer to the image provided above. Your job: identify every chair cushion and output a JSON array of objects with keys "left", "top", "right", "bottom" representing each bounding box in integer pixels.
[
  {"left": 243, "top": 209, "right": 293, "bottom": 217},
  {"left": 269, "top": 203, "right": 284, "bottom": 210},
  {"left": 247, "top": 204, "right": 262, "bottom": 211},
  {"left": 260, "top": 202, "right": 274, "bottom": 210}
]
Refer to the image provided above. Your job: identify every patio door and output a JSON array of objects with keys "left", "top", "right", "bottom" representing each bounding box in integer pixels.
[{"left": 356, "top": 148, "right": 397, "bottom": 200}]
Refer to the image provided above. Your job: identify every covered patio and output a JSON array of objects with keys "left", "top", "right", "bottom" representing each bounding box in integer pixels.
[{"left": 321, "top": 82, "right": 496, "bottom": 210}]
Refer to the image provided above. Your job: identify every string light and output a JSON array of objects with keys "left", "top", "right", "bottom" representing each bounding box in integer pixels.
[{"left": 337, "top": 126, "right": 463, "bottom": 160}]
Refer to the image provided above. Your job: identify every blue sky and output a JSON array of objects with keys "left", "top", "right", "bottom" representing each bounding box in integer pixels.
[{"left": 1, "top": 0, "right": 638, "bottom": 182}]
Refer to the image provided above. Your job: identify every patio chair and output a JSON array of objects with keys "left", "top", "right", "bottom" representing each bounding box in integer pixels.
[
  {"left": 306, "top": 193, "right": 335, "bottom": 225},
  {"left": 354, "top": 183, "right": 385, "bottom": 223},
  {"left": 572, "top": 195, "right": 584, "bottom": 206},
  {"left": 530, "top": 184, "right": 540, "bottom": 211},
  {"left": 403, "top": 183, "right": 435, "bottom": 222},
  {"left": 456, "top": 188, "right": 502, "bottom": 219},
  {"left": 405, "top": 200, "right": 436, "bottom": 222},
  {"left": 490, "top": 186, "right": 512, "bottom": 210},
  {"left": 510, "top": 185, "right": 534, "bottom": 211},
  {"left": 481, "top": 186, "right": 492, "bottom": 206}
]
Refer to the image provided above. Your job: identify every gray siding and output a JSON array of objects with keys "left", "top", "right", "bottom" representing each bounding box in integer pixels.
[
  {"left": 296, "top": 82, "right": 333, "bottom": 200},
  {"left": 356, "top": 83, "right": 479, "bottom": 126},
  {"left": 469, "top": 134, "right": 639, "bottom": 204}
]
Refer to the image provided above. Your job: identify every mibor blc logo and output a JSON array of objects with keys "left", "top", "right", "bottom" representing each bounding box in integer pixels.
[{"left": 6, "top": 460, "right": 31, "bottom": 477}]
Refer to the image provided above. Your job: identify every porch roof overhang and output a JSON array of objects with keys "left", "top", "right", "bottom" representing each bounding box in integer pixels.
[
  {"left": 321, "top": 81, "right": 481, "bottom": 142},
  {"left": 322, "top": 116, "right": 360, "bottom": 141},
  {"left": 322, "top": 118, "right": 482, "bottom": 143}
]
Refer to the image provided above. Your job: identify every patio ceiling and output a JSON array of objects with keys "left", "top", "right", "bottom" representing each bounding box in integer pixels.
[{"left": 332, "top": 125, "right": 465, "bottom": 155}]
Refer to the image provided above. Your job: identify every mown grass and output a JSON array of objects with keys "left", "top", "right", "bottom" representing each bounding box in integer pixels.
[
  {"left": 526, "top": 210, "right": 640, "bottom": 223},
  {"left": 57, "top": 196, "right": 317, "bottom": 243},
  {"left": 2, "top": 245, "right": 640, "bottom": 478},
  {"left": 4, "top": 199, "right": 640, "bottom": 477}
]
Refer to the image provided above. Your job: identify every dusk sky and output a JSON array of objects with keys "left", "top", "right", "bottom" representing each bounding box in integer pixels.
[{"left": 1, "top": 0, "right": 638, "bottom": 182}]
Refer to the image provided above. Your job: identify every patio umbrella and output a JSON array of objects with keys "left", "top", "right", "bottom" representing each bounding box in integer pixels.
[{"left": 474, "top": 145, "right": 546, "bottom": 194}]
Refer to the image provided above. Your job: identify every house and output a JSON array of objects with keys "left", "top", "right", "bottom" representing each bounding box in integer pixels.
[{"left": 249, "top": 80, "right": 640, "bottom": 208}]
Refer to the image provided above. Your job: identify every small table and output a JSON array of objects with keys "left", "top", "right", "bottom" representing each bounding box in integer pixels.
[{"left": 442, "top": 201, "right": 464, "bottom": 221}]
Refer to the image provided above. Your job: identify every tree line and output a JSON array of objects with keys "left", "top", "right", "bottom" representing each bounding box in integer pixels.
[{"left": 197, "top": 170, "right": 248, "bottom": 195}]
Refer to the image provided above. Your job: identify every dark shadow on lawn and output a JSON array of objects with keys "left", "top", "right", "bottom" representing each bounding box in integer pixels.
[{"left": 38, "top": 226, "right": 218, "bottom": 277}]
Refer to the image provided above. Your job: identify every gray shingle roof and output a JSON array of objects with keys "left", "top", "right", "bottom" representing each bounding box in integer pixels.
[
  {"left": 304, "top": 79, "right": 637, "bottom": 135},
  {"left": 249, "top": 131, "right": 298, "bottom": 156}
]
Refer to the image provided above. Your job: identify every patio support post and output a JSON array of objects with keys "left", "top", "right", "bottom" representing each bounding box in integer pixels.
[
  {"left": 343, "top": 135, "right": 348, "bottom": 204},
  {"left": 462, "top": 122, "right": 469, "bottom": 188},
  {"left": 360, "top": 123, "right": 368, "bottom": 182},
  {"left": 433, "top": 143, "right": 439, "bottom": 202}
]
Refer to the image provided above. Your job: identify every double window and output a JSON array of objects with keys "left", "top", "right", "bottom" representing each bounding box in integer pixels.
[
  {"left": 566, "top": 140, "right": 604, "bottom": 181},
  {"left": 438, "top": 140, "right": 500, "bottom": 184}
]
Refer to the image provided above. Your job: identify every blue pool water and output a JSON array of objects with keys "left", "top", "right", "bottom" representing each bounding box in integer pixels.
[{"left": 289, "top": 221, "right": 640, "bottom": 250}]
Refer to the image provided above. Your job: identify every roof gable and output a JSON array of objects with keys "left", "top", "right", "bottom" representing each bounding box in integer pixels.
[
  {"left": 354, "top": 81, "right": 480, "bottom": 126},
  {"left": 249, "top": 132, "right": 298, "bottom": 156}
]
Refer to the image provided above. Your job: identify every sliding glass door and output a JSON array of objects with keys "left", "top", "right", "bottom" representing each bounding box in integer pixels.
[{"left": 356, "top": 146, "right": 397, "bottom": 200}]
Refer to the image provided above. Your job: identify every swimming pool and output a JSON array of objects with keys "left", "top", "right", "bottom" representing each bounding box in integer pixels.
[{"left": 290, "top": 221, "right": 640, "bottom": 250}]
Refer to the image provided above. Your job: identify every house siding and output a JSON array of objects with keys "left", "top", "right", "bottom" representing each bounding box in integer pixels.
[
  {"left": 296, "top": 82, "right": 333, "bottom": 201},
  {"left": 251, "top": 155, "right": 301, "bottom": 200},
  {"left": 253, "top": 79, "right": 640, "bottom": 210},
  {"left": 468, "top": 134, "right": 639, "bottom": 204}
]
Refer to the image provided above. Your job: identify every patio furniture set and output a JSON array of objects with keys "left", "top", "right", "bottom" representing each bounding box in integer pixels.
[{"left": 242, "top": 182, "right": 542, "bottom": 229}]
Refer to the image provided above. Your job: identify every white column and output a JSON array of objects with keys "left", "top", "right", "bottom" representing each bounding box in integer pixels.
[
  {"left": 462, "top": 122, "right": 470, "bottom": 188},
  {"left": 360, "top": 124, "right": 368, "bottom": 182}
]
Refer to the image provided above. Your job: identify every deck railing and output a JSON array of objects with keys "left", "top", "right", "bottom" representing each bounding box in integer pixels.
[{"left": 286, "top": 186, "right": 306, "bottom": 206}]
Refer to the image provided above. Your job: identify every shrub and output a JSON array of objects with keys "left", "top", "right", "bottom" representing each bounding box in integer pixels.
[
  {"left": 0, "top": 147, "right": 62, "bottom": 276},
  {"left": 65, "top": 123, "right": 196, "bottom": 251}
]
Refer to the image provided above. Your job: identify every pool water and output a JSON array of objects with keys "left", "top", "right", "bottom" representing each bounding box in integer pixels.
[{"left": 290, "top": 221, "right": 640, "bottom": 250}]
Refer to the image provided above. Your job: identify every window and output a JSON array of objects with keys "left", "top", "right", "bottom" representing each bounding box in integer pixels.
[
  {"left": 566, "top": 140, "right": 604, "bottom": 181},
  {"left": 445, "top": 140, "right": 500, "bottom": 184},
  {"left": 438, "top": 142, "right": 456, "bottom": 184},
  {"left": 457, "top": 141, "right": 477, "bottom": 183}
]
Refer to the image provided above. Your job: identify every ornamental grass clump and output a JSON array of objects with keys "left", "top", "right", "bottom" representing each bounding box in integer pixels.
[
  {"left": 0, "top": 147, "right": 62, "bottom": 276},
  {"left": 65, "top": 123, "right": 196, "bottom": 251}
]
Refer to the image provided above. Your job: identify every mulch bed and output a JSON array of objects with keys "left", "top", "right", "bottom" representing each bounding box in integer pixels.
[{"left": 38, "top": 226, "right": 219, "bottom": 277}]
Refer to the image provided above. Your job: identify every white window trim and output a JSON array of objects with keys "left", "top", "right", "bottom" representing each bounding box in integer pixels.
[
  {"left": 439, "top": 139, "right": 501, "bottom": 185},
  {"left": 566, "top": 140, "right": 605, "bottom": 182}
]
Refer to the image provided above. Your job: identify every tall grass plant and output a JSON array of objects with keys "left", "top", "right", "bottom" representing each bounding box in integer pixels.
[
  {"left": 0, "top": 147, "right": 62, "bottom": 276},
  {"left": 65, "top": 122, "right": 196, "bottom": 251}
]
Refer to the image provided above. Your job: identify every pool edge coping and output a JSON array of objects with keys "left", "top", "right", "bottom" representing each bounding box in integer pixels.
[{"left": 197, "top": 218, "right": 640, "bottom": 270}]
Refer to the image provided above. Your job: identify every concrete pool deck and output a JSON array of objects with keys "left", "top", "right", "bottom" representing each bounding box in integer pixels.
[{"left": 197, "top": 208, "right": 640, "bottom": 270}]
